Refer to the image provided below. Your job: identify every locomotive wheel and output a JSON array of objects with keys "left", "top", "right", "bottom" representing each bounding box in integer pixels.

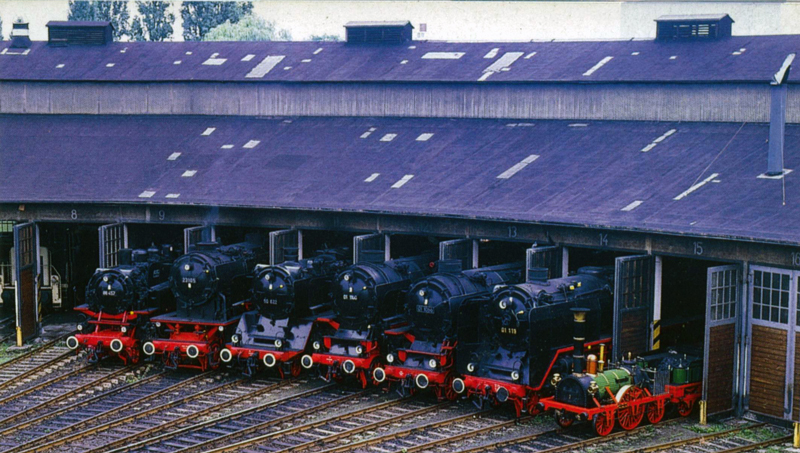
[
  {"left": 290, "top": 360, "right": 302, "bottom": 378},
  {"left": 646, "top": 400, "right": 666, "bottom": 424},
  {"left": 593, "top": 412, "right": 615, "bottom": 437},
  {"left": 554, "top": 411, "right": 575, "bottom": 428},
  {"left": 442, "top": 374, "right": 458, "bottom": 401},
  {"left": 677, "top": 401, "right": 694, "bottom": 417},
  {"left": 617, "top": 386, "right": 645, "bottom": 430}
]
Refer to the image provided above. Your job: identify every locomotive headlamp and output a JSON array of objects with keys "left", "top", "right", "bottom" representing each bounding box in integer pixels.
[
  {"left": 467, "top": 362, "right": 475, "bottom": 372},
  {"left": 231, "top": 335, "right": 239, "bottom": 344},
  {"left": 577, "top": 282, "right": 582, "bottom": 287},
  {"left": 569, "top": 285, "right": 575, "bottom": 291},
  {"left": 588, "top": 381, "right": 599, "bottom": 395},
  {"left": 355, "top": 345, "right": 364, "bottom": 354},
  {"left": 511, "top": 371, "right": 520, "bottom": 381},
  {"left": 550, "top": 373, "right": 561, "bottom": 387},
  {"left": 499, "top": 299, "right": 507, "bottom": 310},
  {"left": 274, "top": 339, "right": 283, "bottom": 348},
  {"left": 428, "top": 358, "right": 437, "bottom": 369},
  {"left": 343, "top": 274, "right": 351, "bottom": 281},
  {"left": 107, "top": 285, "right": 112, "bottom": 291},
  {"left": 184, "top": 264, "right": 190, "bottom": 271},
  {"left": 418, "top": 290, "right": 425, "bottom": 297},
  {"left": 313, "top": 341, "right": 321, "bottom": 350},
  {"left": 218, "top": 326, "right": 224, "bottom": 332},
  {"left": 424, "top": 299, "right": 429, "bottom": 305},
  {"left": 269, "top": 284, "right": 273, "bottom": 291},
  {"left": 120, "top": 326, "right": 127, "bottom": 334},
  {"left": 103, "top": 276, "right": 108, "bottom": 282},
  {"left": 155, "top": 322, "right": 161, "bottom": 328},
  {"left": 386, "top": 353, "right": 395, "bottom": 363},
  {"left": 76, "top": 324, "right": 83, "bottom": 331}
]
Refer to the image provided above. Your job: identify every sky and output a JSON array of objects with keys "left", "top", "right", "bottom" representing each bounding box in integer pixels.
[{"left": 1, "top": 0, "right": 799, "bottom": 42}]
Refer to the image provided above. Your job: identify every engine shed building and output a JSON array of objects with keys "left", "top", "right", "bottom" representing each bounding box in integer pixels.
[{"left": 2, "top": 16, "right": 800, "bottom": 427}]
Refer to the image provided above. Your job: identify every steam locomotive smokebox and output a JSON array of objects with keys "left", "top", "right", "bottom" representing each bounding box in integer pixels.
[{"left": 118, "top": 248, "right": 133, "bottom": 266}]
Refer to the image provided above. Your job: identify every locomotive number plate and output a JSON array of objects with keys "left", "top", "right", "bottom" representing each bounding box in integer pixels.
[
  {"left": 103, "top": 290, "right": 116, "bottom": 296},
  {"left": 500, "top": 327, "right": 518, "bottom": 335},
  {"left": 416, "top": 305, "right": 434, "bottom": 314},
  {"left": 264, "top": 298, "right": 278, "bottom": 305},
  {"left": 343, "top": 295, "right": 358, "bottom": 301},
  {"left": 182, "top": 277, "right": 196, "bottom": 283}
]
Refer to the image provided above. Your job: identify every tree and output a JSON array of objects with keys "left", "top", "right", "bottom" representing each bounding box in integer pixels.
[
  {"left": 204, "top": 14, "right": 290, "bottom": 41},
  {"left": 131, "top": 1, "right": 174, "bottom": 41},
  {"left": 68, "top": 1, "right": 131, "bottom": 40},
  {"left": 180, "top": 1, "right": 253, "bottom": 41},
  {"left": 310, "top": 34, "right": 340, "bottom": 42}
]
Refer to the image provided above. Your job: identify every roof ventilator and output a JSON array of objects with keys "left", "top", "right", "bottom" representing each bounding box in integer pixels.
[
  {"left": 10, "top": 20, "right": 32, "bottom": 49},
  {"left": 47, "top": 21, "right": 113, "bottom": 46},
  {"left": 655, "top": 14, "right": 733, "bottom": 40},
  {"left": 765, "top": 54, "right": 795, "bottom": 178},
  {"left": 344, "top": 21, "right": 413, "bottom": 44}
]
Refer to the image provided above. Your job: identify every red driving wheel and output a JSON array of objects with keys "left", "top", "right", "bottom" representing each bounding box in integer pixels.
[
  {"left": 554, "top": 411, "right": 575, "bottom": 428},
  {"left": 617, "top": 386, "right": 646, "bottom": 430},
  {"left": 677, "top": 400, "right": 694, "bottom": 417},
  {"left": 593, "top": 411, "right": 615, "bottom": 436},
  {"left": 646, "top": 400, "right": 666, "bottom": 424}
]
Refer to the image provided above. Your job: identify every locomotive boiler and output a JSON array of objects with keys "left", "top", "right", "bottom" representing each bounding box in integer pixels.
[
  {"left": 144, "top": 235, "right": 266, "bottom": 371},
  {"left": 376, "top": 260, "right": 524, "bottom": 399},
  {"left": 308, "top": 252, "right": 437, "bottom": 388},
  {"left": 67, "top": 245, "right": 177, "bottom": 364},
  {"left": 221, "top": 248, "right": 350, "bottom": 377},
  {"left": 453, "top": 267, "right": 614, "bottom": 416}
]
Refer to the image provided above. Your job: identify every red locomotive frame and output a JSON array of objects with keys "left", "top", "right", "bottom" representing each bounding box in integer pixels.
[
  {"left": 377, "top": 330, "right": 459, "bottom": 400},
  {"left": 68, "top": 306, "right": 157, "bottom": 365},
  {"left": 143, "top": 314, "right": 239, "bottom": 372},
  {"left": 457, "top": 338, "right": 612, "bottom": 417},
  {"left": 539, "top": 381, "right": 701, "bottom": 436}
]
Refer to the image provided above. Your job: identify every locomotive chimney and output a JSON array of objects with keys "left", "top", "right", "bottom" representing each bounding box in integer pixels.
[{"left": 571, "top": 308, "right": 590, "bottom": 374}]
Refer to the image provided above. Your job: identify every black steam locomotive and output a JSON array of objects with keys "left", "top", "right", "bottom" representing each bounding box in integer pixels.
[
  {"left": 377, "top": 260, "right": 524, "bottom": 399},
  {"left": 454, "top": 267, "right": 614, "bottom": 416},
  {"left": 221, "top": 248, "right": 350, "bottom": 377},
  {"left": 144, "top": 235, "right": 266, "bottom": 371},
  {"left": 68, "top": 245, "right": 178, "bottom": 364},
  {"left": 309, "top": 252, "right": 437, "bottom": 388}
]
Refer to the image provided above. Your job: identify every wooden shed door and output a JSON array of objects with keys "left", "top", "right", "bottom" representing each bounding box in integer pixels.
[
  {"left": 526, "top": 245, "right": 563, "bottom": 282},
  {"left": 704, "top": 265, "right": 741, "bottom": 414},
  {"left": 98, "top": 223, "right": 128, "bottom": 268},
  {"left": 14, "top": 222, "right": 40, "bottom": 343},
  {"left": 270, "top": 229, "right": 302, "bottom": 265},
  {"left": 613, "top": 255, "right": 655, "bottom": 362},
  {"left": 748, "top": 266, "right": 793, "bottom": 419},
  {"left": 183, "top": 225, "right": 215, "bottom": 253},
  {"left": 439, "top": 239, "right": 477, "bottom": 270}
]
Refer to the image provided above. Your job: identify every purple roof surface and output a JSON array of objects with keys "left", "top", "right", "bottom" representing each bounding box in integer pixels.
[
  {"left": 0, "top": 35, "right": 798, "bottom": 83},
  {"left": 1, "top": 115, "right": 797, "bottom": 244}
]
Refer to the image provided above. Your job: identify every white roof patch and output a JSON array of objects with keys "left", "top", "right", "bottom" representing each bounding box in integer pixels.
[
  {"left": 243, "top": 140, "right": 260, "bottom": 149},
  {"left": 182, "top": 170, "right": 197, "bottom": 177},
  {"left": 165, "top": 193, "right": 181, "bottom": 199},
  {"left": 138, "top": 190, "right": 156, "bottom": 198},
  {"left": 241, "top": 54, "right": 256, "bottom": 62},
  {"left": 167, "top": 152, "right": 182, "bottom": 161},
  {"left": 203, "top": 57, "right": 227, "bottom": 66},
  {"left": 380, "top": 133, "right": 397, "bottom": 142},
  {"left": 105, "top": 63, "right": 115, "bottom": 68},
  {"left": 56, "top": 64, "right": 65, "bottom": 69},
  {"left": 583, "top": 56, "right": 613, "bottom": 76},
  {"left": 497, "top": 154, "right": 540, "bottom": 179},
  {"left": 416, "top": 133, "right": 434, "bottom": 141},
  {"left": 364, "top": 173, "right": 380, "bottom": 182},
  {"left": 391, "top": 174, "right": 414, "bottom": 188},
  {"left": 201, "top": 127, "right": 216, "bottom": 136},
  {"left": 246, "top": 55, "right": 285, "bottom": 78},
  {"left": 221, "top": 144, "right": 234, "bottom": 149},
  {"left": 314, "top": 48, "right": 324, "bottom": 55},
  {"left": 621, "top": 200, "right": 643, "bottom": 212},
  {"left": 173, "top": 60, "right": 182, "bottom": 65},
  {"left": 422, "top": 52, "right": 465, "bottom": 60},
  {"left": 484, "top": 48, "right": 499, "bottom": 59}
]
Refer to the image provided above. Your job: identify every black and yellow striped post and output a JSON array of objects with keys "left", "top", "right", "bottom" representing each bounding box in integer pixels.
[
  {"left": 652, "top": 319, "right": 661, "bottom": 350},
  {"left": 794, "top": 422, "right": 800, "bottom": 448}
]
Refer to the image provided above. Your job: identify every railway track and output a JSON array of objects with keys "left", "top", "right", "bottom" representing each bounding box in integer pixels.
[
  {"left": 198, "top": 398, "right": 470, "bottom": 453},
  {"left": 15, "top": 375, "right": 299, "bottom": 453},
  {"left": 0, "top": 363, "right": 131, "bottom": 426},
  {"left": 0, "top": 370, "right": 202, "bottom": 450},
  {"left": 617, "top": 422, "right": 790, "bottom": 453},
  {"left": 0, "top": 335, "right": 74, "bottom": 386},
  {"left": 108, "top": 383, "right": 360, "bottom": 453}
]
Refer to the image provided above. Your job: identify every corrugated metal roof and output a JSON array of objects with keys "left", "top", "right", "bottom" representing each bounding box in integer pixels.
[
  {"left": 1, "top": 114, "right": 798, "bottom": 245},
  {"left": 1, "top": 35, "right": 799, "bottom": 83}
]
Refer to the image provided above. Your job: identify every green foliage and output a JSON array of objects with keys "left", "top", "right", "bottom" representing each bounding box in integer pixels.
[
  {"left": 131, "top": 1, "right": 174, "bottom": 42},
  {"left": 180, "top": 1, "right": 253, "bottom": 41},
  {"left": 68, "top": 1, "right": 131, "bottom": 40},
  {"left": 310, "top": 34, "right": 340, "bottom": 42},
  {"left": 204, "top": 14, "right": 290, "bottom": 42}
]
